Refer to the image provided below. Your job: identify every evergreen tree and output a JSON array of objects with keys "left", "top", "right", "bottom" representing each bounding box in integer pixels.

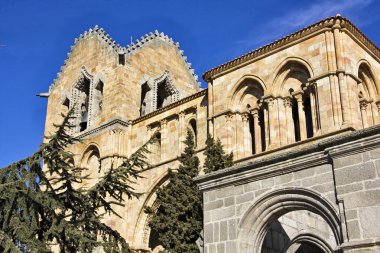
[
  {"left": 145, "top": 129, "right": 202, "bottom": 252},
  {"left": 203, "top": 135, "right": 233, "bottom": 174},
  {"left": 0, "top": 111, "right": 154, "bottom": 253}
]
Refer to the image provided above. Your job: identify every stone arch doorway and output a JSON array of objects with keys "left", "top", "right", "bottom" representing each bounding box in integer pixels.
[
  {"left": 260, "top": 210, "right": 335, "bottom": 253},
  {"left": 238, "top": 188, "right": 342, "bottom": 253}
]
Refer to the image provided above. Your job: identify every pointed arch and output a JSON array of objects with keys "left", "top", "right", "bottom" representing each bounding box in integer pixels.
[{"left": 238, "top": 188, "right": 342, "bottom": 253}]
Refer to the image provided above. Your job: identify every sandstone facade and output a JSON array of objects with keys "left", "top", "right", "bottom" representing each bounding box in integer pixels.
[{"left": 43, "top": 15, "right": 380, "bottom": 252}]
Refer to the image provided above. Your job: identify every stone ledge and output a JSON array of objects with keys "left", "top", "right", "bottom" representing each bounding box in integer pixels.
[{"left": 195, "top": 124, "right": 380, "bottom": 191}]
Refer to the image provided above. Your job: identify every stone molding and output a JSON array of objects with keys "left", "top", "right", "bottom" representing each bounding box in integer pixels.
[
  {"left": 202, "top": 15, "right": 380, "bottom": 81},
  {"left": 133, "top": 89, "right": 206, "bottom": 124},
  {"left": 75, "top": 89, "right": 206, "bottom": 139},
  {"left": 195, "top": 124, "right": 380, "bottom": 191},
  {"left": 75, "top": 118, "right": 130, "bottom": 139}
]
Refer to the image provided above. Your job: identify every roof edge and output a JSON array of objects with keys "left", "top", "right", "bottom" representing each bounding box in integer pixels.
[{"left": 202, "top": 15, "right": 380, "bottom": 82}]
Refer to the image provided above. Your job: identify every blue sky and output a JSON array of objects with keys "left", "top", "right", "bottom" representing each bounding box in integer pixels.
[{"left": 0, "top": 0, "right": 379, "bottom": 167}]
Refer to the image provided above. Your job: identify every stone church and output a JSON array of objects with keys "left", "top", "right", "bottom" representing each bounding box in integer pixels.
[{"left": 42, "top": 15, "right": 380, "bottom": 252}]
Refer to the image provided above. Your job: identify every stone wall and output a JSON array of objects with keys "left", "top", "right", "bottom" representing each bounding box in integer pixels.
[{"left": 196, "top": 127, "right": 380, "bottom": 252}]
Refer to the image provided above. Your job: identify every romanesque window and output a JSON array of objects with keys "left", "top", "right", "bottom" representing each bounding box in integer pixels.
[
  {"left": 140, "top": 72, "right": 180, "bottom": 116},
  {"left": 75, "top": 76, "right": 91, "bottom": 132},
  {"left": 232, "top": 78, "right": 266, "bottom": 155},
  {"left": 140, "top": 82, "right": 151, "bottom": 116},
  {"left": 156, "top": 79, "right": 176, "bottom": 109},
  {"left": 358, "top": 63, "right": 378, "bottom": 128},
  {"left": 189, "top": 118, "right": 197, "bottom": 147},
  {"left": 280, "top": 62, "right": 317, "bottom": 142},
  {"left": 151, "top": 132, "right": 161, "bottom": 164},
  {"left": 62, "top": 96, "right": 70, "bottom": 115},
  {"left": 240, "top": 80, "right": 265, "bottom": 154},
  {"left": 92, "top": 80, "right": 104, "bottom": 123}
]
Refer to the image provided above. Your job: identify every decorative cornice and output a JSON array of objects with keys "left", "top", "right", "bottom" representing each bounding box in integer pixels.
[
  {"left": 132, "top": 89, "right": 207, "bottom": 124},
  {"left": 49, "top": 27, "right": 200, "bottom": 92},
  {"left": 202, "top": 15, "right": 380, "bottom": 82},
  {"left": 75, "top": 118, "right": 130, "bottom": 139}
]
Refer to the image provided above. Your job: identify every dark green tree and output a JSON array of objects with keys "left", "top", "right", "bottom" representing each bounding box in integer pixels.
[
  {"left": 145, "top": 129, "right": 202, "bottom": 252},
  {"left": 0, "top": 111, "right": 154, "bottom": 253},
  {"left": 203, "top": 135, "right": 233, "bottom": 174}
]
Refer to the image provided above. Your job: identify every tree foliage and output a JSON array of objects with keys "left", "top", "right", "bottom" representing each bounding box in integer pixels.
[
  {"left": 145, "top": 129, "right": 202, "bottom": 252},
  {"left": 0, "top": 111, "right": 154, "bottom": 253},
  {"left": 203, "top": 135, "right": 233, "bottom": 174}
]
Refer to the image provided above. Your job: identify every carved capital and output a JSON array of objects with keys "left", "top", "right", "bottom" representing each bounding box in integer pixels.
[
  {"left": 160, "top": 119, "right": 168, "bottom": 127},
  {"left": 241, "top": 113, "right": 249, "bottom": 122},
  {"left": 179, "top": 111, "right": 186, "bottom": 118},
  {"left": 360, "top": 101, "right": 368, "bottom": 111},
  {"left": 264, "top": 97, "right": 274, "bottom": 106},
  {"left": 283, "top": 97, "right": 293, "bottom": 107},
  {"left": 225, "top": 113, "right": 234, "bottom": 122}
]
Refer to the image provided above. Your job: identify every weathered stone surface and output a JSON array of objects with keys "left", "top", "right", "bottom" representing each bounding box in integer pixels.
[
  {"left": 44, "top": 14, "right": 380, "bottom": 252},
  {"left": 335, "top": 162, "right": 377, "bottom": 185}
]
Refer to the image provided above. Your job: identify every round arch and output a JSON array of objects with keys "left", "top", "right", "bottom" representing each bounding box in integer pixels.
[
  {"left": 229, "top": 75, "right": 266, "bottom": 111},
  {"left": 357, "top": 61, "right": 379, "bottom": 98},
  {"left": 237, "top": 188, "right": 342, "bottom": 253},
  {"left": 80, "top": 143, "right": 102, "bottom": 162},
  {"left": 283, "top": 233, "right": 334, "bottom": 253},
  {"left": 272, "top": 57, "right": 314, "bottom": 96},
  {"left": 132, "top": 170, "right": 170, "bottom": 249}
]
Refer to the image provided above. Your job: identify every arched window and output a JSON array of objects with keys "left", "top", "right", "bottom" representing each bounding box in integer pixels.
[
  {"left": 189, "top": 119, "right": 197, "bottom": 147},
  {"left": 151, "top": 132, "right": 161, "bottom": 164},
  {"left": 92, "top": 80, "right": 103, "bottom": 122},
  {"left": 233, "top": 78, "right": 265, "bottom": 155},
  {"left": 358, "top": 63, "right": 378, "bottom": 128},
  {"left": 280, "top": 62, "right": 316, "bottom": 141},
  {"left": 140, "top": 82, "right": 151, "bottom": 116}
]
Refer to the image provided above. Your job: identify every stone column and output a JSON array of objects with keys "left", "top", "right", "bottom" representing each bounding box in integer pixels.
[
  {"left": 178, "top": 111, "right": 186, "bottom": 154},
  {"left": 308, "top": 83, "right": 320, "bottom": 135},
  {"left": 252, "top": 108, "right": 262, "bottom": 154},
  {"left": 375, "top": 101, "right": 380, "bottom": 125},
  {"left": 241, "top": 113, "right": 251, "bottom": 156},
  {"left": 284, "top": 97, "right": 295, "bottom": 144},
  {"left": 333, "top": 18, "right": 350, "bottom": 125},
  {"left": 264, "top": 97, "right": 278, "bottom": 149},
  {"left": 160, "top": 119, "right": 168, "bottom": 161},
  {"left": 127, "top": 121, "right": 132, "bottom": 156},
  {"left": 147, "top": 125, "right": 153, "bottom": 163},
  {"left": 225, "top": 113, "right": 233, "bottom": 153},
  {"left": 294, "top": 93, "right": 307, "bottom": 141}
]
